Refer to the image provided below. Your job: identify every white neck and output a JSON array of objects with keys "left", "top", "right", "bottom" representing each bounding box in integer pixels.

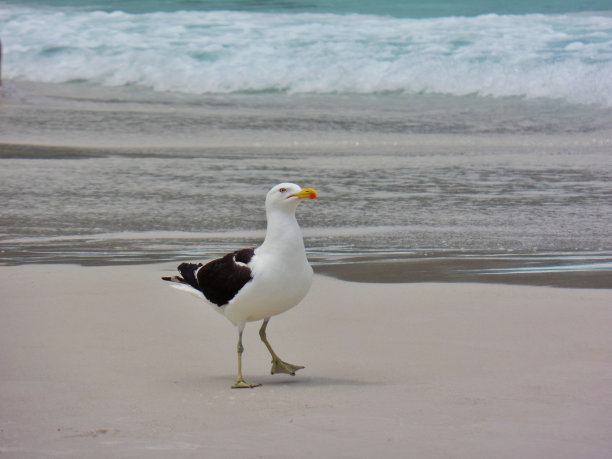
[{"left": 260, "top": 208, "right": 306, "bottom": 256}]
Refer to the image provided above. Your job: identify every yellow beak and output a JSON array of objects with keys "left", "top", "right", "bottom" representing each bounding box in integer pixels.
[{"left": 288, "top": 188, "right": 318, "bottom": 200}]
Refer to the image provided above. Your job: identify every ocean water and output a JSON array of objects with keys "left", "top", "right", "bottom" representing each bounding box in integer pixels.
[
  {"left": 1, "top": 1, "right": 612, "bottom": 285},
  {"left": 2, "top": 1, "right": 612, "bottom": 104}
]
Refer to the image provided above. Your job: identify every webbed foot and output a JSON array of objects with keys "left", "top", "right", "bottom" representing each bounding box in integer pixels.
[
  {"left": 232, "top": 378, "right": 262, "bottom": 389},
  {"left": 270, "top": 359, "right": 305, "bottom": 376}
]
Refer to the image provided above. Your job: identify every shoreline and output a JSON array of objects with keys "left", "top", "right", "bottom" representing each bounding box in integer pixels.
[
  {"left": 1, "top": 258, "right": 611, "bottom": 290},
  {"left": 2, "top": 247, "right": 611, "bottom": 290},
  {"left": 1, "top": 263, "right": 611, "bottom": 457}
]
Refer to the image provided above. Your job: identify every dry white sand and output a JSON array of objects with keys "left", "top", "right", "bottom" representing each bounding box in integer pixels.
[{"left": 1, "top": 264, "right": 611, "bottom": 458}]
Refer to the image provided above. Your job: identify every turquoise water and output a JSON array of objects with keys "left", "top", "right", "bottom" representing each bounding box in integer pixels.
[
  {"left": 2, "top": 0, "right": 612, "bottom": 104},
  {"left": 7, "top": 0, "right": 612, "bottom": 16}
]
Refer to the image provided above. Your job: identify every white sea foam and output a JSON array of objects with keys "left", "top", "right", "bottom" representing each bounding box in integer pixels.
[{"left": 1, "top": 7, "right": 612, "bottom": 105}]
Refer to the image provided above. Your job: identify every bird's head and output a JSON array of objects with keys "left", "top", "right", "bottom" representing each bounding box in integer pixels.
[{"left": 265, "top": 182, "right": 318, "bottom": 213}]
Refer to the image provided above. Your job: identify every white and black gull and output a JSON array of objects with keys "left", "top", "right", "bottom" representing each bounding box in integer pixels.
[{"left": 162, "top": 183, "right": 318, "bottom": 388}]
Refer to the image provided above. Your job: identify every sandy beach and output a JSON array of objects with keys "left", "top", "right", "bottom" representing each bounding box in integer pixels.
[{"left": 1, "top": 263, "right": 611, "bottom": 458}]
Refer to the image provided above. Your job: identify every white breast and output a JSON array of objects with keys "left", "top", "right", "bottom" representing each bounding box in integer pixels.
[{"left": 222, "top": 249, "right": 313, "bottom": 325}]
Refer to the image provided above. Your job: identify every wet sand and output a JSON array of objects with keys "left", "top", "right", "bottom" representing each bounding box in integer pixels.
[
  {"left": 1, "top": 263, "right": 611, "bottom": 458},
  {"left": 314, "top": 258, "right": 612, "bottom": 289}
]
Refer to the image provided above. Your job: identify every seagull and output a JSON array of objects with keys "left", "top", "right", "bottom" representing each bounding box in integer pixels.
[{"left": 162, "top": 183, "right": 317, "bottom": 388}]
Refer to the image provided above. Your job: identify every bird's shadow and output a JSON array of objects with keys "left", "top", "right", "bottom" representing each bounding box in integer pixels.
[
  {"left": 253, "top": 374, "right": 378, "bottom": 387},
  {"left": 179, "top": 373, "right": 378, "bottom": 389}
]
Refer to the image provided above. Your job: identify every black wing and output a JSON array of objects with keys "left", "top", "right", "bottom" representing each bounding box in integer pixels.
[
  {"left": 197, "top": 248, "right": 255, "bottom": 306},
  {"left": 163, "top": 248, "right": 255, "bottom": 307}
]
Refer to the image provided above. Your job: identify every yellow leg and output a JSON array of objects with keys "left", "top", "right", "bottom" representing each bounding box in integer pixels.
[
  {"left": 259, "top": 319, "right": 304, "bottom": 376},
  {"left": 232, "top": 326, "right": 261, "bottom": 389}
]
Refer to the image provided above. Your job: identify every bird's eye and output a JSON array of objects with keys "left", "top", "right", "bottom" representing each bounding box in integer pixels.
[{"left": 279, "top": 188, "right": 287, "bottom": 193}]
